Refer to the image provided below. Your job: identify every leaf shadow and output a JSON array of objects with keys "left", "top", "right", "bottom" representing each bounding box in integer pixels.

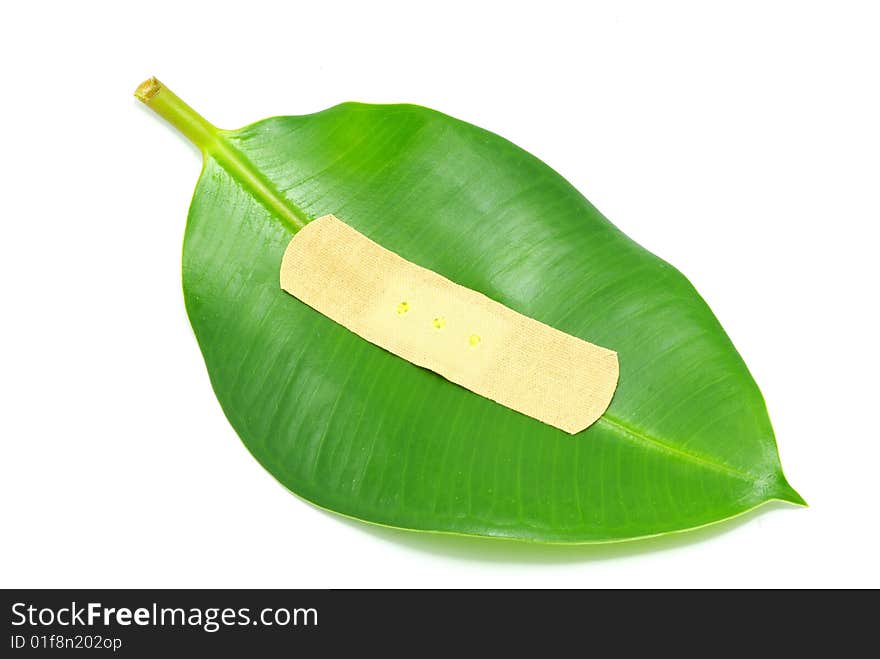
[{"left": 329, "top": 501, "right": 796, "bottom": 564}]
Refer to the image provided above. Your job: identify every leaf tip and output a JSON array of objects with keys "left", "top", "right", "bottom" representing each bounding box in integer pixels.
[
  {"left": 773, "top": 477, "right": 808, "bottom": 507},
  {"left": 134, "top": 76, "right": 162, "bottom": 103}
]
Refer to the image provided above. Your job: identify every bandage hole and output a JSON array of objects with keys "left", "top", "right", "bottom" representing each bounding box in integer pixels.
[
  {"left": 432, "top": 316, "right": 446, "bottom": 330},
  {"left": 469, "top": 334, "right": 482, "bottom": 347},
  {"left": 396, "top": 301, "right": 410, "bottom": 316}
]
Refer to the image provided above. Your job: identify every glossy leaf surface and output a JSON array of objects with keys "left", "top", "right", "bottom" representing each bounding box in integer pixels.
[{"left": 141, "top": 80, "right": 803, "bottom": 543}]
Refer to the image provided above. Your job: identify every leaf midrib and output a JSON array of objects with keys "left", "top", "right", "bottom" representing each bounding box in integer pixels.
[
  {"left": 596, "top": 414, "right": 753, "bottom": 482},
  {"left": 209, "top": 132, "right": 309, "bottom": 232}
]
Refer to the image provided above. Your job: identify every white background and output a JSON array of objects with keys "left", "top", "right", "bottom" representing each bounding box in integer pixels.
[{"left": 1, "top": 1, "right": 878, "bottom": 588}]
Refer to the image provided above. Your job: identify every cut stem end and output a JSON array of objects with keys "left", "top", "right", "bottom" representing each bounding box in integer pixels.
[{"left": 134, "top": 76, "right": 162, "bottom": 103}]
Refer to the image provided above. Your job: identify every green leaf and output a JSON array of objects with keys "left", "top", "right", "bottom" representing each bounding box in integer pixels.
[{"left": 137, "top": 77, "right": 804, "bottom": 544}]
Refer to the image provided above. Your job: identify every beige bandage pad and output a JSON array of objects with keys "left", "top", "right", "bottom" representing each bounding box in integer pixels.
[{"left": 280, "top": 215, "right": 618, "bottom": 434}]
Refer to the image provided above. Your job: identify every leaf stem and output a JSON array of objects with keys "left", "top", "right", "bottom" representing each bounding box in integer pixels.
[
  {"left": 135, "top": 77, "right": 307, "bottom": 231},
  {"left": 135, "top": 77, "right": 219, "bottom": 151}
]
